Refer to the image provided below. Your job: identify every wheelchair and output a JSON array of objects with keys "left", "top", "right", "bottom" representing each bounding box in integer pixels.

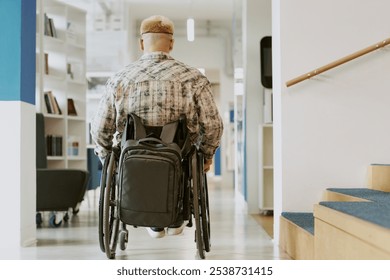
[{"left": 98, "top": 114, "right": 211, "bottom": 259}]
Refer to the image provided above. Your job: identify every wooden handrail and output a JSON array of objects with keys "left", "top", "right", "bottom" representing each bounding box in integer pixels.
[{"left": 286, "top": 37, "right": 390, "bottom": 87}]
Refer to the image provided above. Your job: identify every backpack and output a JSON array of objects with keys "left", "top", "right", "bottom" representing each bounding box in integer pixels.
[{"left": 118, "top": 113, "right": 186, "bottom": 227}]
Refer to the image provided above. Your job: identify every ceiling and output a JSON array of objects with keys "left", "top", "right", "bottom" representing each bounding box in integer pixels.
[
  {"left": 126, "top": 0, "right": 234, "bottom": 21},
  {"left": 65, "top": 0, "right": 235, "bottom": 22}
]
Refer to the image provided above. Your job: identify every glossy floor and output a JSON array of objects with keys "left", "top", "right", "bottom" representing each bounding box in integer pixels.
[{"left": 7, "top": 178, "right": 291, "bottom": 260}]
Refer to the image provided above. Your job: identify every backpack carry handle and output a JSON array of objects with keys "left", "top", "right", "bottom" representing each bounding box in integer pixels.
[{"left": 138, "top": 137, "right": 167, "bottom": 147}]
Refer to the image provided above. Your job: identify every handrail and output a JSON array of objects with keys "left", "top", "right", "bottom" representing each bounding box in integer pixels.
[{"left": 286, "top": 37, "right": 390, "bottom": 87}]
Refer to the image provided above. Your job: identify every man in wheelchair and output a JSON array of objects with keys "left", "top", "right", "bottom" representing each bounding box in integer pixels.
[{"left": 90, "top": 15, "right": 223, "bottom": 239}]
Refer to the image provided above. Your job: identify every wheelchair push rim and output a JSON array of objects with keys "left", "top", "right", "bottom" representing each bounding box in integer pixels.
[
  {"left": 98, "top": 152, "right": 111, "bottom": 253},
  {"left": 191, "top": 151, "right": 211, "bottom": 259},
  {"left": 99, "top": 150, "right": 120, "bottom": 259}
]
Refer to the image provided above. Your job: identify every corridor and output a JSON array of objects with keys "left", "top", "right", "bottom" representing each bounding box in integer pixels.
[{"left": 5, "top": 178, "right": 290, "bottom": 260}]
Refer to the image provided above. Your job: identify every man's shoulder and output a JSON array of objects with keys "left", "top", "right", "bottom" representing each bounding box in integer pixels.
[
  {"left": 169, "top": 59, "right": 209, "bottom": 82},
  {"left": 170, "top": 58, "right": 196, "bottom": 71},
  {"left": 107, "top": 62, "right": 143, "bottom": 85}
]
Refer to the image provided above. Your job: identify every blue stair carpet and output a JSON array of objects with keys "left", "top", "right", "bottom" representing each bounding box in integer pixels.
[
  {"left": 319, "top": 201, "right": 390, "bottom": 229},
  {"left": 281, "top": 212, "right": 314, "bottom": 235},
  {"left": 326, "top": 188, "right": 390, "bottom": 204}
]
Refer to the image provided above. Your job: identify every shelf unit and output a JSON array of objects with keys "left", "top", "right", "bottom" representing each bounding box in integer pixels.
[
  {"left": 36, "top": 0, "right": 87, "bottom": 169},
  {"left": 86, "top": 71, "right": 113, "bottom": 145},
  {"left": 259, "top": 88, "right": 274, "bottom": 212}
]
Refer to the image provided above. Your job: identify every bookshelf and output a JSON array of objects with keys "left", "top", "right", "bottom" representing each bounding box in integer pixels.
[
  {"left": 260, "top": 88, "right": 273, "bottom": 213},
  {"left": 86, "top": 72, "right": 114, "bottom": 145},
  {"left": 36, "top": 0, "right": 87, "bottom": 169}
]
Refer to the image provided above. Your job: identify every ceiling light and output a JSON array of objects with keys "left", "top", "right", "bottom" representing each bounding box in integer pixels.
[{"left": 187, "top": 18, "right": 194, "bottom": 42}]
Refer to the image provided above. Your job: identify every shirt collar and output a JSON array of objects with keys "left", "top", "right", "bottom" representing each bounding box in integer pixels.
[{"left": 140, "top": 51, "right": 172, "bottom": 60}]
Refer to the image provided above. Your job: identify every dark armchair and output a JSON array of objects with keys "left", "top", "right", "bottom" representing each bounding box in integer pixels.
[{"left": 36, "top": 113, "right": 89, "bottom": 227}]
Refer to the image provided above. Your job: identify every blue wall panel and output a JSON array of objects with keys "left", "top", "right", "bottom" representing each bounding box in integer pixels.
[
  {"left": 0, "top": 0, "right": 35, "bottom": 104},
  {"left": 21, "top": 0, "right": 36, "bottom": 104}
]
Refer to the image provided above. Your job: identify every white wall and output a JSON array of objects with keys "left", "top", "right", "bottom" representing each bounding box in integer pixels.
[
  {"left": 0, "top": 102, "right": 36, "bottom": 254},
  {"left": 273, "top": 0, "right": 390, "bottom": 242},
  {"left": 242, "top": 0, "right": 272, "bottom": 213}
]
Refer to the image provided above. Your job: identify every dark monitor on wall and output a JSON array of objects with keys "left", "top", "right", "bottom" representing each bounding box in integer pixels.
[{"left": 260, "top": 36, "right": 272, "bottom": 89}]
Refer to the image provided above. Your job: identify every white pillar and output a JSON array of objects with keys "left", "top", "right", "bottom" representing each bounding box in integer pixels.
[
  {"left": 0, "top": 0, "right": 37, "bottom": 255},
  {"left": 242, "top": 0, "right": 272, "bottom": 213}
]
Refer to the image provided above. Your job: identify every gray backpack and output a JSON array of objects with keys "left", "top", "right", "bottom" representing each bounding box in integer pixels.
[{"left": 118, "top": 113, "right": 186, "bottom": 227}]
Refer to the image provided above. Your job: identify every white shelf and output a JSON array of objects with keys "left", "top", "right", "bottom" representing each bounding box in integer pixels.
[
  {"left": 87, "top": 71, "right": 115, "bottom": 78},
  {"left": 67, "top": 156, "right": 87, "bottom": 161},
  {"left": 43, "top": 113, "right": 65, "bottom": 119},
  {"left": 67, "top": 115, "right": 85, "bottom": 121},
  {"left": 87, "top": 93, "right": 103, "bottom": 100},
  {"left": 44, "top": 35, "right": 65, "bottom": 44},
  {"left": 259, "top": 89, "right": 274, "bottom": 211},
  {"left": 47, "top": 156, "right": 65, "bottom": 160},
  {"left": 44, "top": 73, "right": 66, "bottom": 81},
  {"left": 86, "top": 144, "right": 96, "bottom": 149},
  {"left": 36, "top": 0, "right": 87, "bottom": 170},
  {"left": 67, "top": 78, "right": 86, "bottom": 85},
  {"left": 67, "top": 42, "right": 86, "bottom": 50}
]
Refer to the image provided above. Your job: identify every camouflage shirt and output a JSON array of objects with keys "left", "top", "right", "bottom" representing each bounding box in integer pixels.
[{"left": 91, "top": 52, "right": 223, "bottom": 160}]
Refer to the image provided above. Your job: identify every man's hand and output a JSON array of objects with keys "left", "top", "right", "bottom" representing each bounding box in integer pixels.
[{"left": 204, "top": 159, "right": 213, "bottom": 172}]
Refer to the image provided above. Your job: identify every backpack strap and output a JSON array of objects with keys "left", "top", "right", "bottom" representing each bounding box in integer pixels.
[
  {"left": 160, "top": 120, "right": 179, "bottom": 143},
  {"left": 130, "top": 113, "right": 147, "bottom": 139},
  {"left": 121, "top": 113, "right": 147, "bottom": 147}
]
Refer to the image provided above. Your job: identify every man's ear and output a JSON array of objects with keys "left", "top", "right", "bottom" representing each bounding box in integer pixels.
[
  {"left": 139, "top": 39, "right": 144, "bottom": 51},
  {"left": 169, "top": 39, "right": 174, "bottom": 51}
]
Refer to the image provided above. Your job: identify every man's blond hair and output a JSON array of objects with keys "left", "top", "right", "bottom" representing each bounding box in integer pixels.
[{"left": 140, "top": 15, "right": 174, "bottom": 35}]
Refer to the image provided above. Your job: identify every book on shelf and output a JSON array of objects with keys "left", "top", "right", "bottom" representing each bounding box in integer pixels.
[
  {"left": 67, "top": 62, "right": 83, "bottom": 81},
  {"left": 44, "top": 13, "right": 57, "bottom": 38},
  {"left": 67, "top": 63, "right": 74, "bottom": 79},
  {"left": 44, "top": 13, "right": 50, "bottom": 36},
  {"left": 46, "top": 135, "right": 63, "bottom": 156},
  {"left": 47, "top": 91, "right": 58, "bottom": 114},
  {"left": 67, "top": 98, "right": 78, "bottom": 116},
  {"left": 44, "top": 91, "right": 62, "bottom": 115},
  {"left": 53, "top": 97, "right": 62, "bottom": 115},
  {"left": 43, "top": 93, "right": 53, "bottom": 114},
  {"left": 44, "top": 53, "right": 49, "bottom": 75}
]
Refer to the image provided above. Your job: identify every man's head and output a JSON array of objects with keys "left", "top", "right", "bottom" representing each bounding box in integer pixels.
[
  {"left": 140, "top": 15, "right": 175, "bottom": 53},
  {"left": 140, "top": 15, "right": 174, "bottom": 36}
]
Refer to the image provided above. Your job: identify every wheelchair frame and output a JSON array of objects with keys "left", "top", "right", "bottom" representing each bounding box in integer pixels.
[{"left": 98, "top": 141, "right": 211, "bottom": 259}]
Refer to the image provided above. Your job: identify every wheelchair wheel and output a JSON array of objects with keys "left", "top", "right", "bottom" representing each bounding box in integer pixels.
[
  {"left": 99, "top": 153, "right": 119, "bottom": 259},
  {"left": 191, "top": 151, "right": 211, "bottom": 259},
  {"left": 200, "top": 172, "right": 211, "bottom": 252},
  {"left": 98, "top": 152, "right": 111, "bottom": 253},
  {"left": 197, "top": 152, "right": 211, "bottom": 252},
  {"left": 101, "top": 152, "right": 120, "bottom": 259}
]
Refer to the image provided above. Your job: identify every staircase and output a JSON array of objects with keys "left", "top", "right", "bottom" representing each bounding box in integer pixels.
[{"left": 280, "top": 164, "right": 390, "bottom": 259}]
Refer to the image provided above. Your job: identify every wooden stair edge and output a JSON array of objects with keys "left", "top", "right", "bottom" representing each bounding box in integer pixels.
[
  {"left": 322, "top": 189, "right": 369, "bottom": 202},
  {"left": 314, "top": 203, "right": 390, "bottom": 253},
  {"left": 279, "top": 214, "right": 314, "bottom": 260},
  {"left": 368, "top": 164, "right": 390, "bottom": 192}
]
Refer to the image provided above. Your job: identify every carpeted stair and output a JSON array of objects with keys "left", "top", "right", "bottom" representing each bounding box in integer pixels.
[
  {"left": 279, "top": 212, "right": 314, "bottom": 259},
  {"left": 281, "top": 186, "right": 390, "bottom": 259}
]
